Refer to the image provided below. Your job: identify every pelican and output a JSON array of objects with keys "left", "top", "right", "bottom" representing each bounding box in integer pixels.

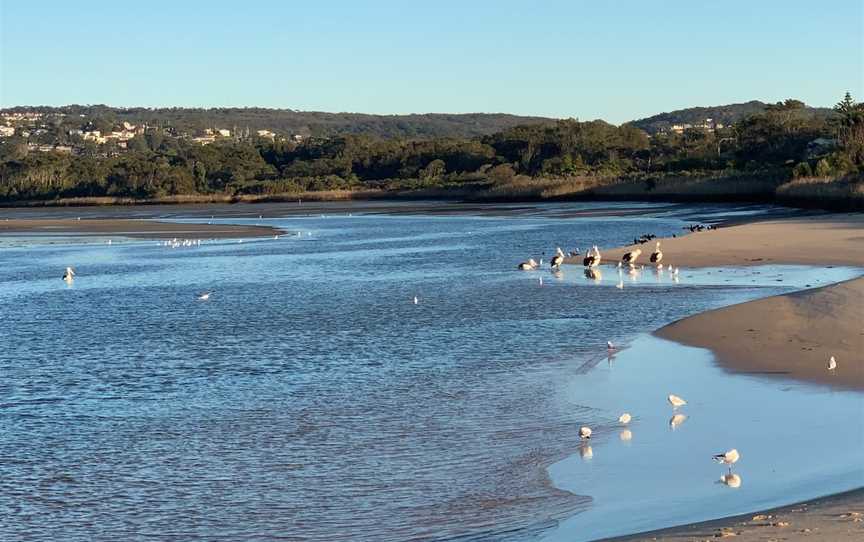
[
  {"left": 668, "top": 394, "right": 687, "bottom": 408},
  {"left": 62, "top": 267, "right": 75, "bottom": 282},
  {"left": 584, "top": 268, "right": 602, "bottom": 281},
  {"left": 582, "top": 245, "right": 601, "bottom": 267},
  {"left": 579, "top": 426, "right": 592, "bottom": 439},
  {"left": 713, "top": 449, "right": 740, "bottom": 472},
  {"left": 621, "top": 248, "right": 642, "bottom": 267},
  {"left": 720, "top": 473, "right": 742, "bottom": 488},
  {"left": 618, "top": 412, "right": 632, "bottom": 425},
  {"left": 518, "top": 258, "right": 538, "bottom": 271},
  {"left": 828, "top": 356, "right": 837, "bottom": 371},
  {"left": 197, "top": 292, "right": 212, "bottom": 301},
  {"left": 649, "top": 241, "right": 663, "bottom": 264},
  {"left": 550, "top": 248, "right": 565, "bottom": 269},
  {"left": 669, "top": 413, "right": 687, "bottom": 429}
]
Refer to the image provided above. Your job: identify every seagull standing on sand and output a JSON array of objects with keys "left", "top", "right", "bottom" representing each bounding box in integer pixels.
[
  {"left": 713, "top": 449, "right": 741, "bottom": 472},
  {"left": 650, "top": 241, "right": 663, "bottom": 265},
  {"left": 62, "top": 267, "right": 75, "bottom": 283},
  {"left": 668, "top": 394, "right": 687, "bottom": 408},
  {"left": 828, "top": 356, "right": 837, "bottom": 371},
  {"left": 618, "top": 413, "right": 632, "bottom": 425},
  {"left": 551, "top": 248, "right": 565, "bottom": 270},
  {"left": 579, "top": 426, "right": 592, "bottom": 440}
]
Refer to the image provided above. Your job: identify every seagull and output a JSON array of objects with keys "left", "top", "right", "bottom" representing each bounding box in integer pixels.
[
  {"left": 62, "top": 267, "right": 75, "bottom": 282},
  {"left": 197, "top": 292, "right": 212, "bottom": 301},
  {"left": 607, "top": 341, "right": 616, "bottom": 351},
  {"left": 618, "top": 412, "right": 632, "bottom": 425},
  {"left": 413, "top": 296, "right": 419, "bottom": 305},
  {"left": 579, "top": 426, "right": 592, "bottom": 440},
  {"left": 828, "top": 356, "right": 837, "bottom": 371},
  {"left": 668, "top": 394, "right": 687, "bottom": 408},
  {"left": 713, "top": 449, "right": 740, "bottom": 472}
]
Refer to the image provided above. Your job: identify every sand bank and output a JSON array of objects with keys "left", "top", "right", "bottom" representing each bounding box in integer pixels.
[
  {"left": 607, "top": 488, "right": 864, "bottom": 541},
  {"left": 0, "top": 219, "right": 281, "bottom": 239},
  {"left": 570, "top": 214, "right": 864, "bottom": 391}
]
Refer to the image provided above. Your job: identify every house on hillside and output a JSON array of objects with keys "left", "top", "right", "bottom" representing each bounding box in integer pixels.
[{"left": 0, "top": 125, "right": 15, "bottom": 137}]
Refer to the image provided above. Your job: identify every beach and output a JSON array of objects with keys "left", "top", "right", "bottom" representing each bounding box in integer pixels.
[
  {"left": 592, "top": 213, "right": 863, "bottom": 540},
  {"left": 585, "top": 213, "right": 864, "bottom": 391},
  {"left": 0, "top": 202, "right": 861, "bottom": 541}
]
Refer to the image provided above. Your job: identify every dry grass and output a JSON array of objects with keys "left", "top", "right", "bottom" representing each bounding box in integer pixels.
[
  {"left": 776, "top": 176, "right": 864, "bottom": 210},
  {"left": 5, "top": 190, "right": 387, "bottom": 207}
]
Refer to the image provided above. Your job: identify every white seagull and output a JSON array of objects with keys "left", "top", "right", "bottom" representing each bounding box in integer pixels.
[
  {"left": 668, "top": 394, "right": 687, "bottom": 408},
  {"left": 413, "top": 296, "right": 419, "bottom": 305},
  {"left": 607, "top": 341, "right": 616, "bottom": 351},
  {"left": 197, "top": 292, "right": 212, "bottom": 301},
  {"left": 828, "top": 356, "right": 837, "bottom": 371},
  {"left": 62, "top": 267, "right": 75, "bottom": 282},
  {"left": 618, "top": 412, "right": 632, "bottom": 425},
  {"left": 713, "top": 449, "right": 740, "bottom": 471},
  {"left": 579, "top": 426, "right": 592, "bottom": 440}
]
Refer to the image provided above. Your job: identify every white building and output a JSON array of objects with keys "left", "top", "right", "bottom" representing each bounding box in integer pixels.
[
  {"left": 0, "top": 125, "right": 15, "bottom": 137},
  {"left": 217, "top": 128, "right": 231, "bottom": 137}
]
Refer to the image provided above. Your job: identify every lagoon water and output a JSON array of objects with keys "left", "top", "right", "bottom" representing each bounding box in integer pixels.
[{"left": 1, "top": 204, "right": 861, "bottom": 541}]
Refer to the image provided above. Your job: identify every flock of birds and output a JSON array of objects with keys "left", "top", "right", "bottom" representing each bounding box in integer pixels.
[
  {"left": 512, "top": 232, "right": 841, "bottom": 487},
  {"left": 58, "top": 222, "right": 842, "bottom": 492}
]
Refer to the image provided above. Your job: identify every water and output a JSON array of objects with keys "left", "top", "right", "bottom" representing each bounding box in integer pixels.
[{"left": 0, "top": 207, "right": 861, "bottom": 541}]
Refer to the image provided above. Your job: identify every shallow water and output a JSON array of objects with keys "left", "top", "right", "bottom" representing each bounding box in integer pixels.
[{"left": 0, "top": 207, "right": 861, "bottom": 541}]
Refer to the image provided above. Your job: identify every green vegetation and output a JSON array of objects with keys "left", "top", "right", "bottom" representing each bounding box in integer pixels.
[{"left": 1, "top": 95, "right": 862, "bottom": 208}]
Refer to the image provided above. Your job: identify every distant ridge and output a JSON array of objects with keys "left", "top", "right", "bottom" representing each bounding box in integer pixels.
[
  {"left": 0, "top": 105, "right": 555, "bottom": 140},
  {"left": 627, "top": 100, "right": 834, "bottom": 134}
]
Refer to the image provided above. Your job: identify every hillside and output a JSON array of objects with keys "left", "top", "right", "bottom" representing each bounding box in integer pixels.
[
  {"left": 628, "top": 100, "right": 834, "bottom": 134},
  {"left": 1, "top": 105, "right": 554, "bottom": 140}
]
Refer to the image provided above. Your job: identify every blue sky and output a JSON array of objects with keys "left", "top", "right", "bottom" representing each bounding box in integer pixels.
[{"left": 1, "top": 1, "right": 861, "bottom": 123}]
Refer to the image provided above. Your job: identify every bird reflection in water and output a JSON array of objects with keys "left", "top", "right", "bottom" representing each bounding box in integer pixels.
[
  {"left": 669, "top": 413, "right": 688, "bottom": 430},
  {"left": 619, "top": 429, "right": 632, "bottom": 442},
  {"left": 719, "top": 473, "right": 742, "bottom": 488},
  {"left": 579, "top": 444, "right": 593, "bottom": 460}
]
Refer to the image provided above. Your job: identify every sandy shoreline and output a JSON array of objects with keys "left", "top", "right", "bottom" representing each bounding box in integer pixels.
[
  {"left": 0, "top": 218, "right": 282, "bottom": 239},
  {"left": 606, "top": 488, "right": 864, "bottom": 541},
  {"left": 571, "top": 213, "right": 864, "bottom": 391}
]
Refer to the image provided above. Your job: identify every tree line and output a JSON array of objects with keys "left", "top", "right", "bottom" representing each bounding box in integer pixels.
[{"left": 1, "top": 95, "right": 861, "bottom": 202}]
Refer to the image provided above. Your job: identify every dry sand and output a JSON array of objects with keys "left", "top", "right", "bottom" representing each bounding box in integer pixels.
[
  {"left": 0, "top": 219, "right": 281, "bottom": 239},
  {"left": 608, "top": 488, "right": 864, "bottom": 541},
  {"left": 569, "top": 214, "right": 864, "bottom": 391}
]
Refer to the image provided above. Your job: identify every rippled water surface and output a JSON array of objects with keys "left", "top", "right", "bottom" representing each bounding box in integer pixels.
[{"left": 1, "top": 205, "right": 861, "bottom": 541}]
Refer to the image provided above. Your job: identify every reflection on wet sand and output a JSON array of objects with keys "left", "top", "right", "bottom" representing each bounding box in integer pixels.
[
  {"left": 669, "top": 413, "right": 688, "bottom": 430},
  {"left": 720, "top": 473, "right": 742, "bottom": 488}
]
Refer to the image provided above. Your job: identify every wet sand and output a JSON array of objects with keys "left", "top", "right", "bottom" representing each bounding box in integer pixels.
[
  {"left": 607, "top": 488, "right": 864, "bottom": 541},
  {"left": 0, "top": 219, "right": 282, "bottom": 239},
  {"left": 575, "top": 214, "right": 864, "bottom": 391},
  {"left": 590, "top": 214, "right": 864, "bottom": 540}
]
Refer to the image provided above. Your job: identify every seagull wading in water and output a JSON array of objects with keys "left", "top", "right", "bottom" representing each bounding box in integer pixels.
[
  {"left": 618, "top": 413, "right": 632, "bottom": 425},
  {"left": 579, "top": 426, "right": 592, "bottom": 440},
  {"left": 713, "top": 448, "right": 740, "bottom": 472},
  {"left": 197, "top": 291, "right": 212, "bottom": 301},
  {"left": 62, "top": 267, "right": 75, "bottom": 283},
  {"left": 667, "top": 394, "right": 687, "bottom": 408}
]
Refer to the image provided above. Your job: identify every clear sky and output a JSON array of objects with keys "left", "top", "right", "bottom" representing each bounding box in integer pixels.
[{"left": 1, "top": 1, "right": 861, "bottom": 123}]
